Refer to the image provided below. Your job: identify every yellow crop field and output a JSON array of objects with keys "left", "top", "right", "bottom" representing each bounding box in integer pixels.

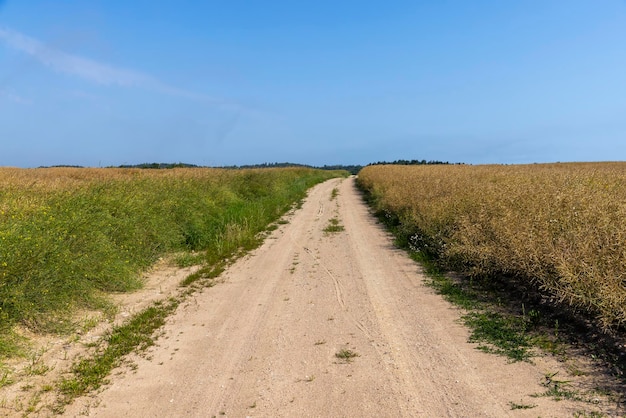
[{"left": 358, "top": 162, "right": 626, "bottom": 330}]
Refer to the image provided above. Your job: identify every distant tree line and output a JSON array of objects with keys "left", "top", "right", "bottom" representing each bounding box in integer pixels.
[
  {"left": 117, "top": 162, "right": 200, "bottom": 169},
  {"left": 38, "top": 165, "right": 86, "bottom": 168},
  {"left": 222, "top": 162, "right": 363, "bottom": 175},
  {"left": 318, "top": 164, "right": 362, "bottom": 175},
  {"left": 115, "top": 162, "right": 364, "bottom": 175},
  {"left": 368, "top": 159, "right": 452, "bottom": 166},
  {"left": 43, "top": 161, "right": 457, "bottom": 174},
  {"left": 219, "top": 162, "right": 309, "bottom": 169}
]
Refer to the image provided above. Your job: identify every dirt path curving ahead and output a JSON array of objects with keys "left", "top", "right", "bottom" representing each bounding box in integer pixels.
[{"left": 64, "top": 177, "right": 605, "bottom": 417}]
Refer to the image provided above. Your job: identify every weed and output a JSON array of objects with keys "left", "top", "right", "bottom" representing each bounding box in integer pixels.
[
  {"left": 25, "top": 392, "right": 41, "bottom": 414},
  {"left": 573, "top": 410, "right": 606, "bottom": 417},
  {"left": 0, "top": 370, "right": 13, "bottom": 388},
  {"left": 314, "top": 340, "right": 327, "bottom": 345},
  {"left": 180, "top": 265, "right": 224, "bottom": 287},
  {"left": 25, "top": 350, "right": 51, "bottom": 376},
  {"left": 532, "top": 333, "right": 565, "bottom": 357},
  {"left": 174, "top": 252, "right": 204, "bottom": 267},
  {"left": 335, "top": 348, "right": 359, "bottom": 362},
  {"left": 463, "top": 311, "right": 533, "bottom": 362},
  {"left": 80, "top": 316, "right": 101, "bottom": 333},
  {"left": 411, "top": 252, "right": 535, "bottom": 362},
  {"left": 323, "top": 218, "right": 345, "bottom": 233},
  {"left": 417, "top": 256, "right": 479, "bottom": 311},
  {"left": 289, "top": 260, "right": 299, "bottom": 274},
  {"left": 57, "top": 299, "right": 179, "bottom": 405},
  {"left": 532, "top": 372, "right": 581, "bottom": 401},
  {"left": 508, "top": 401, "right": 537, "bottom": 410},
  {"left": 566, "top": 363, "right": 587, "bottom": 377},
  {"left": 330, "top": 188, "right": 339, "bottom": 200},
  {"left": 0, "top": 329, "right": 26, "bottom": 361}
]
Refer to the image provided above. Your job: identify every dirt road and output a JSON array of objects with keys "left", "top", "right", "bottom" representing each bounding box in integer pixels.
[{"left": 65, "top": 177, "right": 594, "bottom": 417}]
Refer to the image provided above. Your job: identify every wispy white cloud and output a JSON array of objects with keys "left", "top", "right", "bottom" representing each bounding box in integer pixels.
[
  {"left": 0, "top": 89, "right": 31, "bottom": 104},
  {"left": 0, "top": 26, "right": 236, "bottom": 107}
]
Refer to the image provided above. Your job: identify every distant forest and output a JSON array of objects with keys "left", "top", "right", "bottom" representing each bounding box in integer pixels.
[
  {"left": 368, "top": 159, "right": 451, "bottom": 166},
  {"left": 43, "top": 159, "right": 455, "bottom": 175},
  {"left": 117, "top": 162, "right": 365, "bottom": 175},
  {"left": 117, "top": 160, "right": 453, "bottom": 174}
]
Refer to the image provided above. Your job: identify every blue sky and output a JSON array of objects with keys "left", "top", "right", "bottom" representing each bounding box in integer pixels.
[{"left": 1, "top": 1, "right": 625, "bottom": 167}]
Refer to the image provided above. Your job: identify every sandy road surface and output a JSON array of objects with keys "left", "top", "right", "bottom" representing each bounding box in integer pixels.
[{"left": 64, "top": 177, "right": 593, "bottom": 417}]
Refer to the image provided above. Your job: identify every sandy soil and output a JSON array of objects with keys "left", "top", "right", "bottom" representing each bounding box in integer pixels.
[
  {"left": 0, "top": 257, "right": 202, "bottom": 418},
  {"left": 58, "top": 177, "right": 621, "bottom": 417}
]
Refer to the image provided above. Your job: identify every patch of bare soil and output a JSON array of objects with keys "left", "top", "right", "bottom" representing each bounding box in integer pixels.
[
  {"left": 0, "top": 259, "right": 200, "bottom": 416},
  {"left": 5, "top": 178, "right": 624, "bottom": 417}
]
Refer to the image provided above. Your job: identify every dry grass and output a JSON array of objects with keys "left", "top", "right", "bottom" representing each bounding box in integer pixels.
[{"left": 358, "top": 162, "right": 626, "bottom": 330}]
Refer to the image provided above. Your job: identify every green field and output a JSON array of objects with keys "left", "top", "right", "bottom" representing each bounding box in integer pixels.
[{"left": 0, "top": 166, "right": 344, "bottom": 356}]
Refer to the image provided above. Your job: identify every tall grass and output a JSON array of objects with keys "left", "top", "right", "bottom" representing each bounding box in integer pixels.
[
  {"left": 0, "top": 167, "right": 342, "bottom": 352},
  {"left": 358, "top": 163, "right": 626, "bottom": 330}
]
